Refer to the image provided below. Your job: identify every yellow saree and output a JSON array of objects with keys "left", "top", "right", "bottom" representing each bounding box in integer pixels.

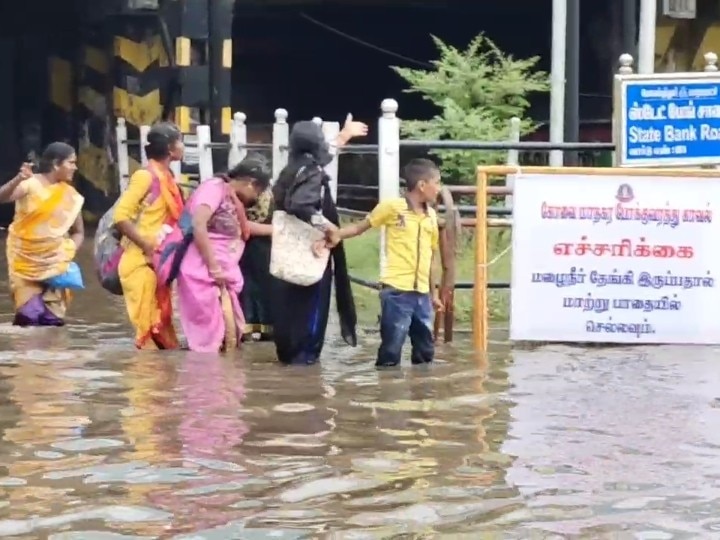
[
  {"left": 6, "top": 177, "right": 84, "bottom": 325},
  {"left": 114, "top": 162, "right": 183, "bottom": 350}
]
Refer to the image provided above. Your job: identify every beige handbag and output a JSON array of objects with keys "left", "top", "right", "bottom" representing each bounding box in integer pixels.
[{"left": 270, "top": 210, "right": 330, "bottom": 286}]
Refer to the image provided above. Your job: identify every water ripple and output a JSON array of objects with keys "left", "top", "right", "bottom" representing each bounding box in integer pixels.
[{"left": 0, "top": 244, "right": 719, "bottom": 536}]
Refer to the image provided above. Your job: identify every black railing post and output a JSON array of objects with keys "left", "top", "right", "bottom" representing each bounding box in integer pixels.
[{"left": 564, "top": 0, "right": 580, "bottom": 166}]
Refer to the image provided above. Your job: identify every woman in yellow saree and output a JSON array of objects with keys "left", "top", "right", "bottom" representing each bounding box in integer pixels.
[
  {"left": 0, "top": 143, "right": 84, "bottom": 326},
  {"left": 114, "top": 122, "right": 184, "bottom": 350}
]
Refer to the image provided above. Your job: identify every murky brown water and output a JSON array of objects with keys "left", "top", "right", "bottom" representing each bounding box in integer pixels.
[{"left": 1, "top": 240, "right": 720, "bottom": 538}]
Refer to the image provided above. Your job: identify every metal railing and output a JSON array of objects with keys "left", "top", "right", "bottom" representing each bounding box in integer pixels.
[{"left": 115, "top": 99, "right": 616, "bottom": 344}]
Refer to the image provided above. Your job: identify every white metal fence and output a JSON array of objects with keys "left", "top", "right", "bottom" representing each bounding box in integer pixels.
[{"left": 113, "top": 98, "right": 530, "bottom": 207}]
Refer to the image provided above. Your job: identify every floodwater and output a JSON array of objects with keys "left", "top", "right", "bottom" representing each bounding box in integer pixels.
[{"left": 1, "top": 241, "right": 720, "bottom": 539}]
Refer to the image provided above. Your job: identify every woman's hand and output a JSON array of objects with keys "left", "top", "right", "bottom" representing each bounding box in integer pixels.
[
  {"left": 141, "top": 241, "right": 156, "bottom": 264},
  {"left": 338, "top": 113, "right": 368, "bottom": 145},
  {"left": 312, "top": 240, "right": 330, "bottom": 258},
  {"left": 209, "top": 266, "right": 227, "bottom": 286},
  {"left": 0, "top": 162, "right": 34, "bottom": 203},
  {"left": 16, "top": 162, "right": 33, "bottom": 182},
  {"left": 325, "top": 229, "right": 341, "bottom": 248}
]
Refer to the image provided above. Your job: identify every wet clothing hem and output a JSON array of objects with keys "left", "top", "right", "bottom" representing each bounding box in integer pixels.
[{"left": 13, "top": 293, "right": 65, "bottom": 327}]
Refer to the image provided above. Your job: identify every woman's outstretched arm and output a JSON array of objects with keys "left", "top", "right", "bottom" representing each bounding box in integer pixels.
[
  {"left": 248, "top": 222, "right": 272, "bottom": 236},
  {"left": 0, "top": 163, "right": 33, "bottom": 204}
]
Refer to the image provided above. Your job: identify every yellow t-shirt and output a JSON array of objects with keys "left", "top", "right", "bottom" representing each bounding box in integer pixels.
[{"left": 367, "top": 197, "right": 439, "bottom": 293}]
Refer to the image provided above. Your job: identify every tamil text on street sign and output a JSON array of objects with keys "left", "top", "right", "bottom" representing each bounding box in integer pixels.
[{"left": 614, "top": 73, "right": 720, "bottom": 167}]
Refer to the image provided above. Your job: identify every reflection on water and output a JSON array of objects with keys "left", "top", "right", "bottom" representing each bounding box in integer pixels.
[{"left": 0, "top": 242, "right": 720, "bottom": 537}]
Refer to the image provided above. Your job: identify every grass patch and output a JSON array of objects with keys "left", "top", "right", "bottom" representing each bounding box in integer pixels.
[{"left": 343, "top": 221, "right": 511, "bottom": 327}]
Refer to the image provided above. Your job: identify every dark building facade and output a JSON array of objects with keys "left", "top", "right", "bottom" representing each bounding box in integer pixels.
[{"left": 0, "top": 0, "right": 234, "bottom": 225}]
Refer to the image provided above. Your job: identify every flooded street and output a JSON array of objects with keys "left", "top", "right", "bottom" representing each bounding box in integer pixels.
[{"left": 2, "top": 241, "right": 720, "bottom": 538}]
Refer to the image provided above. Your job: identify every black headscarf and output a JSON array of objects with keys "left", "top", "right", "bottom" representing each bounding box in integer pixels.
[
  {"left": 274, "top": 121, "right": 331, "bottom": 208},
  {"left": 289, "top": 121, "right": 333, "bottom": 165}
]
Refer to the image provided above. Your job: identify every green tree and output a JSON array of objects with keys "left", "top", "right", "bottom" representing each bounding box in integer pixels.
[{"left": 392, "top": 34, "right": 550, "bottom": 183}]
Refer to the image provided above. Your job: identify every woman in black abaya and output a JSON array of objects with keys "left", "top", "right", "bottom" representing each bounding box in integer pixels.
[{"left": 271, "top": 115, "right": 367, "bottom": 365}]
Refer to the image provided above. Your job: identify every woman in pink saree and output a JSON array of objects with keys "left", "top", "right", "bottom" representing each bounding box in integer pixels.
[{"left": 177, "top": 155, "right": 272, "bottom": 352}]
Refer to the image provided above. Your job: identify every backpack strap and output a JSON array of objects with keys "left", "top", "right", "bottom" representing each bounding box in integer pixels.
[
  {"left": 139, "top": 165, "right": 162, "bottom": 208},
  {"left": 145, "top": 164, "right": 184, "bottom": 224}
]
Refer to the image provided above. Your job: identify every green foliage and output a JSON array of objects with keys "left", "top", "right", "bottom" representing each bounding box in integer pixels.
[{"left": 392, "top": 34, "right": 550, "bottom": 183}]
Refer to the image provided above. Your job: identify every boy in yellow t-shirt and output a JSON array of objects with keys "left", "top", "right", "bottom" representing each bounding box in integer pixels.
[{"left": 327, "top": 159, "right": 443, "bottom": 367}]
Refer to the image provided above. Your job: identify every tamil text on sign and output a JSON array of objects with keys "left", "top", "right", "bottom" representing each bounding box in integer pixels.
[
  {"left": 510, "top": 173, "right": 719, "bottom": 344},
  {"left": 615, "top": 75, "right": 720, "bottom": 167}
]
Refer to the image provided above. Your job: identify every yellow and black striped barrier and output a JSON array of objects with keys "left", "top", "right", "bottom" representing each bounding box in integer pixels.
[
  {"left": 76, "top": 32, "right": 114, "bottom": 224},
  {"left": 113, "top": 21, "right": 168, "bottom": 176},
  {"left": 47, "top": 49, "right": 74, "bottom": 145},
  {"left": 209, "top": 0, "right": 234, "bottom": 139},
  {"left": 44, "top": 2, "right": 237, "bottom": 215},
  {"left": 172, "top": 32, "right": 196, "bottom": 193},
  {"left": 173, "top": 0, "right": 213, "bottom": 192}
]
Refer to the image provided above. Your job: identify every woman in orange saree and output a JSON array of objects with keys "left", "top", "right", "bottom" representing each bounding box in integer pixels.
[
  {"left": 0, "top": 143, "right": 84, "bottom": 326},
  {"left": 113, "top": 122, "right": 185, "bottom": 350}
]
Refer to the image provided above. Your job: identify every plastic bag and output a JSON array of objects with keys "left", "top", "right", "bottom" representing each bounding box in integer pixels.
[{"left": 46, "top": 262, "right": 85, "bottom": 290}]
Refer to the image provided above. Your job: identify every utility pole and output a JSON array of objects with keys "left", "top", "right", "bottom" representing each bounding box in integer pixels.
[
  {"left": 549, "top": 0, "right": 567, "bottom": 166},
  {"left": 623, "top": 0, "right": 639, "bottom": 60},
  {"left": 638, "top": 0, "right": 657, "bottom": 73},
  {"left": 564, "top": 0, "right": 580, "bottom": 166}
]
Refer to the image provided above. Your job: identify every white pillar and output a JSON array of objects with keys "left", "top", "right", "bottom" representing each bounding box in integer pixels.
[
  {"left": 228, "top": 112, "right": 247, "bottom": 169},
  {"left": 618, "top": 53, "right": 635, "bottom": 75},
  {"left": 549, "top": 0, "right": 567, "bottom": 167},
  {"left": 638, "top": 0, "right": 657, "bottom": 74},
  {"left": 505, "top": 116, "right": 521, "bottom": 208},
  {"left": 196, "top": 124, "right": 214, "bottom": 181},
  {"left": 322, "top": 121, "right": 340, "bottom": 201},
  {"left": 378, "top": 98, "right": 400, "bottom": 274},
  {"left": 115, "top": 118, "right": 130, "bottom": 192},
  {"left": 139, "top": 125, "right": 150, "bottom": 166},
  {"left": 704, "top": 51, "right": 718, "bottom": 72},
  {"left": 272, "top": 108, "right": 289, "bottom": 183},
  {"left": 614, "top": 54, "right": 634, "bottom": 166}
]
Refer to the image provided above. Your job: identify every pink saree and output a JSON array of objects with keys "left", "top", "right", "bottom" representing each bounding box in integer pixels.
[{"left": 177, "top": 178, "right": 250, "bottom": 352}]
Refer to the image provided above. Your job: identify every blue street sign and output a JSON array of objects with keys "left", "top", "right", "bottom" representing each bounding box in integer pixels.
[{"left": 614, "top": 74, "right": 720, "bottom": 167}]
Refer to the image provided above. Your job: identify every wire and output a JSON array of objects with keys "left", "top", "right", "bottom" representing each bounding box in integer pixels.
[
  {"left": 299, "top": 12, "right": 610, "bottom": 100},
  {"left": 299, "top": 12, "right": 432, "bottom": 68},
  {"left": 478, "top": 244, "right": 512, "bottom": 268}
]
